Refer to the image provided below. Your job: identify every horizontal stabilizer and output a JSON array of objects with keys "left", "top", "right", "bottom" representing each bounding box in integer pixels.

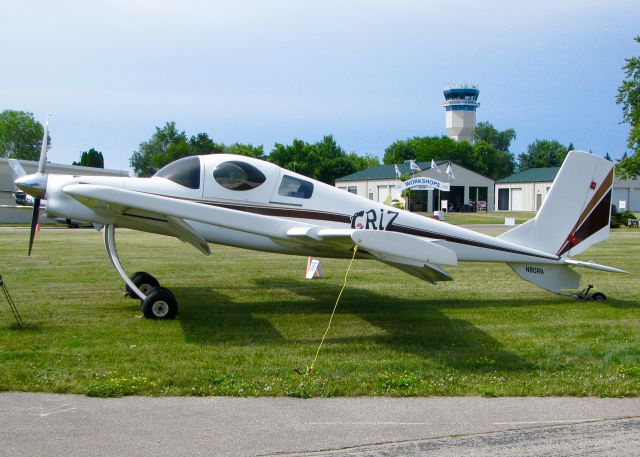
[{"left": 564, "top": 259, "right": 629, "bottom": 274}]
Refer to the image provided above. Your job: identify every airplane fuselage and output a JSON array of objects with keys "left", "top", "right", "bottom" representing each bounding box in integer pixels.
[{"left": 42, "top": 154, "right": 560, "bottom": 266}]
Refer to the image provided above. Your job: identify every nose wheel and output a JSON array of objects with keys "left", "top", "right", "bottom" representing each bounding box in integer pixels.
[{"left": 104, "top": 225, "right": 179, "bottom": 319}]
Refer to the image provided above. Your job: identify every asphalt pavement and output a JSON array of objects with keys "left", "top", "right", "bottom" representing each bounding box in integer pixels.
[{"left": 1, "top": 393, "right": 639, "bottom": 456}]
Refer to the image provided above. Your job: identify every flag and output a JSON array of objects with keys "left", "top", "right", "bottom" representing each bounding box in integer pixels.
[
  {"left": 394, "top": 164, "right": 401, "bottom": 179},
  {"left": 446, "top": 162, "right": 455, "bottom": 180},
  {"left": 409, "top": 160, "right": 421, "bottom": 172},
  {"left": 431, "top": 159, "right": 442, "bottom": 173}
]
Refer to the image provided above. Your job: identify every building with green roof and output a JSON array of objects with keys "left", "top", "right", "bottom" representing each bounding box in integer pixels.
[
  {"left": 335, "top": 160, "right": 494, "bottom": 213},
  {"left": 495, "top": 166, "right": 640, "bottom": 211},
  {"left": 495, "top": 167, "right": 559, "bottom": 211}
]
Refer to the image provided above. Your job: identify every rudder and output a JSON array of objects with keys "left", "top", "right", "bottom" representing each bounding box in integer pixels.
[{"left": 498, "top": 151, "right": 613, "bottom": 258}]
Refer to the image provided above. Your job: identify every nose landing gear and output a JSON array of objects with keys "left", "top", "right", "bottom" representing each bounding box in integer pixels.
[{"left": 104, "top": 225, "right": 178, "bottom": 319}]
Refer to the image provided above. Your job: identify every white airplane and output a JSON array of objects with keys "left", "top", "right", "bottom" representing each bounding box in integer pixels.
[{"left": 15, "top": 122, "right": 628, "bottom": 319}]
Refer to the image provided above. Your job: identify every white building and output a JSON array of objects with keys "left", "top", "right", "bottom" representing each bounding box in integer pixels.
[
  {"left": 495, "top": 166, "right": 640, "bottom": 212},
  {"left": 335, "top": 160, "right": 494, "bottom": 213}
]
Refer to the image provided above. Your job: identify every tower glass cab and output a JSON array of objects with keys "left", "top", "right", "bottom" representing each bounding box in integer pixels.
[{"left": 442, "top": 85, "right": 480, "bottom": 143}]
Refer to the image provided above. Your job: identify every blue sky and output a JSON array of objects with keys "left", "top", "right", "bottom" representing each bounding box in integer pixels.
[{"left": 1, "top": 0, "right": 638, "bottom": 171}]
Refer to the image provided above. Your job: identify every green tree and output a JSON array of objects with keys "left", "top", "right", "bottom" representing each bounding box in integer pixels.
[
  {"left": 131, "top": 123, "right": 269, "bottom": 176},
  {"left": 0, "top": 110, "right": 51, "bottom": 160},
  {"left": 383, "top": 136, "right": 474, "bottom": 168},
  {"left": 470, "top": 122, "right": 517, "bottom": 179},
  {"left": 473, "top": 122, "right": 516, "bottom": 152},
  {"left": 471, "top": 141, "right": 515, "bottom": 180},
  {"left": 309, "top": 136, "right": 346, "bottom": 184},
  {"left": 604, "top": 152, "right": 613, "bottom": 161},
  {"left": 518, "top": 139, "right": 570, "bottom": 171},
  {"left": 130, "top": 122, "right": 190, "bottom": 176},
  {"left": 226, "top": 143, "right": 265, "bottom": 159},
  {"left": 188, "top": 132, "right": 225, "bottom": 155},
  {"left": 616, "top": 36, "right": 640, "bottom": 178},
  {"left": 268, "top": 135, "right": 378, "bottom": 184},
  {"left": 382, "top": 139, "right": 414, "bottom": 164},
  {"left": 383, "top": 135, "right": 514, "bottom": 179},
  {"left": 268, "top": 139, "right": 314, "bottom": 177},
  {"left": 73, "top": 148, "right": 104, "bottom": 168},
  {"left": 347, "top": 152, "right": 380, "bottom": 171}
]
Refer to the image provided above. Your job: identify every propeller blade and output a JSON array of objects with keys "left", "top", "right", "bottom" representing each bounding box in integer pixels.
[
  {"left": 37, "top": 116, "right": 50, "bottom": 174},
  {"left": 28, "top": 198, "right": 41, "bottom": 256}
]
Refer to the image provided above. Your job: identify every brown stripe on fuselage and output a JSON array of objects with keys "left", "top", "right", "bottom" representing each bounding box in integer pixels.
[
  {"left": 387, "top": 224, "right": 558, "bottom": 260},
  {"left": 208, "top": 201, "right": 352, "bottom": 224},
  {"left": 137, "top": 191, "right": 559, "bottom": 261},
  {"left": 198, "top": 199, "right": 557, "bottom": 261}
]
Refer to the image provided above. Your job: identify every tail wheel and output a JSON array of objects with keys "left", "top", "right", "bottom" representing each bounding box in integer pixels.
[
  {"left": 126, "top": 271, "right": 160, "bottom": 299},
  {"left": 141, "top": 287, "right": 178, "bottom": 320}
]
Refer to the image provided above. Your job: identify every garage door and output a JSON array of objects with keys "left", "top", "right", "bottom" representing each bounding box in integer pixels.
[
  {"left": 612, "top": 188, "right": 629, "bottom": 210},
  {"left": 631, "top": 189, "right": 640, "bottom": 212},
  {"left": 378, "top": 185, "right": 390, "bottom": 202},
  {"left": 511, "top": 188, "right": 523, "bottom": 211}
]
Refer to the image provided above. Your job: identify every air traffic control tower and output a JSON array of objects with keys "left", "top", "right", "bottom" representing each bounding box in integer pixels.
[{"left": 442, "top": 85, "right": 480, "bottom": 143}]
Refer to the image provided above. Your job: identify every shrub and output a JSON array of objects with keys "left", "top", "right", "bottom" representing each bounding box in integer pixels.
[{"left": 617, "top": 211, "right": 637, "bottom": 226}]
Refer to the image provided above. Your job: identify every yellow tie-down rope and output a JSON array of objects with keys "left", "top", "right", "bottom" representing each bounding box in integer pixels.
[{"left": 306, "top": 244, "right": 359, "bottom": 376}]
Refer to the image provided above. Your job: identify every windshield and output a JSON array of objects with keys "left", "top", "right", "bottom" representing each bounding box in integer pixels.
[{"left": 154, "top": 156, "right": 201, "bottom": 189}]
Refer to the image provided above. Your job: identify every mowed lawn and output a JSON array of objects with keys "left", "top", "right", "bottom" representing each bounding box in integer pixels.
[
  {"left": 428, "top": 211, "right": 535, "bottom": 226},
  {"left": 0, "top": 227, "right": 639, "bottom": 397}
]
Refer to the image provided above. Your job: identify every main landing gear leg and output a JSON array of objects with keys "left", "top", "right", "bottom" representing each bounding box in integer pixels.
[{"left": 103, "top": 225, "right": 178, "bottom": 319}]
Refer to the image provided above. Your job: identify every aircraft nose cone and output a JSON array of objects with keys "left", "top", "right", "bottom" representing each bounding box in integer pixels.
[{"left": 15, "top": 173, "right": 48, "bottom": 200}]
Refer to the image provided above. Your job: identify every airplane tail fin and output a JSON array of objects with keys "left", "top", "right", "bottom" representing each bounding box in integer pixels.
[
  {"left": 7, "top": 159, "right": 28, "bottom": 184},
  {"left": 498, "top": 150, "right": 613, "bottom": 258}
]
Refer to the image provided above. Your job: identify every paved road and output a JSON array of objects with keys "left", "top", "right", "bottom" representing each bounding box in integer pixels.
[{"left": 1, "top": 393, "right": 639, "bottom": 456}]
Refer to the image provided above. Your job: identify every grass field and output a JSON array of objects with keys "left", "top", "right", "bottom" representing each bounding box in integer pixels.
[
  {"left": 0, "top": 227, "right": 639, "bottom": 397},
  {"left": 418, "top": 211, "right": 536, "bottom": 225}
]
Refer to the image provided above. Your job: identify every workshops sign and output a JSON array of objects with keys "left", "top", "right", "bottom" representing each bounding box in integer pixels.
[{"left": 402, "top": 177, "right": 450, "bottom": 192}]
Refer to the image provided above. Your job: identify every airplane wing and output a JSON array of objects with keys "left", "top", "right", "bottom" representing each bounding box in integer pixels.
[{"left": 63, "top": 184, "right": 457, "bottom": 283}]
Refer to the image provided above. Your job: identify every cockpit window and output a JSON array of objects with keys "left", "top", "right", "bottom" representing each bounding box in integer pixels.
[
  {"left": 154, "top": 156, "right": 201, "bottom": 189},
  {"left": 213, "top": 161, "right": 266, "bottom": 191},
  {"left": 278, "top": 175, "right": 314, "bottom": 199}
]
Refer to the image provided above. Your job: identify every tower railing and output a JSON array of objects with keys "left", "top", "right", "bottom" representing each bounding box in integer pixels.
[{"left": 442, "top": 99, "right": 480, "bottom": 107}]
